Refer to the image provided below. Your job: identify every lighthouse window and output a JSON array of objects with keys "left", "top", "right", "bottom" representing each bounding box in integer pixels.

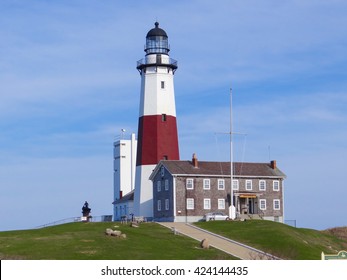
[
  {"left": 162, "top": 114, "right": 167, "bottom": 122},
  {"left": 161, "top": 81, "right": 165, "bottom": 89}
]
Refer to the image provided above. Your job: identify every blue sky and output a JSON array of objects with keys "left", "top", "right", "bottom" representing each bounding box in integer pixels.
[{"left": 1, "top": 0, "right": 346, "bottom": 231}]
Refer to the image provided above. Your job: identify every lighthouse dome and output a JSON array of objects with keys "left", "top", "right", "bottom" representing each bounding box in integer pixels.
[
  {"left": 145, "top": 22, "right": 169, "bottom": 55},
  {"left": 146, "top": 22, "right": 168, "bottom": 38}
]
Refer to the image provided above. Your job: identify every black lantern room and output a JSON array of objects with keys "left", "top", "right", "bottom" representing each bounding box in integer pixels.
[{"left": 145, "top": 22, "right": 170, "bottom": 55}]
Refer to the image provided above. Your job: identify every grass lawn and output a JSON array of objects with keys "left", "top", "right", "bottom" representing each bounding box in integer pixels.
[
  {"left": 0, "top": 222, "right": 236, "bottom": 260},
  {"left": 194, "top": 220, "right": 347, "bottom": 260}
]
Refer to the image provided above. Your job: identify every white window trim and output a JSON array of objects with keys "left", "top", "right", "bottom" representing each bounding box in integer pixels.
[
  {"left": 232, "top": 179, "right": 239, "bottom": 190},
  {"left": 259, "top": 199, "right": 266, "bottom": 210},
  {"left": 218, "top": 179, "right": 225, "bottom": 190},
  {"left": 218, "top": 199, "right": 225, "bottom": 210},
  {"left": 273, "top": 199, "right": 281, "bottom": 210},
  {"left": 165, "top": 179, "right": 169, "bottom": 191},
  {"left": 203, "top": 179, "right": 210, "bottom": 190},
  {"left": 246, "top": 180, "right": 252, "bottom": 191},
  {"left": 157, "top": 180, "right": 161, "bottom": 192},
  {"left": 186, "top": 198, "right": 194, "bottom": 210},
  {"left": 273, "top": 180, "right": 280, "bottom": 191},
  {"left": 186, "top": 178, "right": 194, "bottom": 190},
  {"left": 259, "top": 180, "right": 266, "bottom": 191},
  {"left": 157, "top": 200, "right": 162, "bottom": 211},
  {"left": 203, "top": 198, "right": 211, "bottom": 210},
  {"left": 165, "top": 199, "right": 169, "bottom": 210}
]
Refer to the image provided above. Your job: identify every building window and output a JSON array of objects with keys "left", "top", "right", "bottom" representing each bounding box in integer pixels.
[
  {"left": 203, "top": 179, "right": 210, "bottom": 190},
  {"left": 218, "top": 179, "right": 225, "bottom": 190},
  {"left": 157, "top": 200, "right": 162, "bottom": 211},
  {"left": 165, "top": 199, "right": 169, "bottom": 210},
  {"left": 259, "top": 199, "right": 266, "bottom": 210},
  {"left": 273, "top": 199, "right": 280, "bottom": 210},
  {"left": 186, "top": 178, "right": 194, "bottom": 189},
  {"left": 246, "top": 180, "right": 252, "bottom": 191},
  {"left": 165, "top": 179, "right": 169, "bottom": 191},
  {"left": 204, "top": 199, "right": 211, "bottom": 210},
  {"left": 161, "top": 166, "right": 165, "bottom": 177},
  {"left": 273, "top": 180, "right": 280, "bottom": 191},
  {"left": 186, "top": 198, "right": 194, "bottom": 210},
  {"left": 161, "top": 81, "right": 165, "bottom": 89},
  {"left": 157, "top": 180, "right": 161, "bottom": 192},
  {"left": 259, "top": 180, "right": 266, "bottom": 191},
  {"left": 218, "top": 199, "right": 225, "bottom": 209},
  {"left": 162, "top": 114, "right": 167, "bottom": 122},
  {"left": 232, "top": 180, "right": 239, "bottom": 190}
]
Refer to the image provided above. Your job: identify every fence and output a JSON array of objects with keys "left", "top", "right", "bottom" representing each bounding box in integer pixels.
[
  {"left": 284, "top": 219, "right": 297, "bottom": 227},
  {"left": 36, "top": 215, "right": 113, "bottom": 229}
]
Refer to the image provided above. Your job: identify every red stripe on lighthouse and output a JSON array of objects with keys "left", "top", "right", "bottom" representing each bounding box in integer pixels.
[{"left": 136, "top": 115, "right": 179, "bottom": 166}]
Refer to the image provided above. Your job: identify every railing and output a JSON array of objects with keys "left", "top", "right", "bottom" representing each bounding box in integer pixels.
[
  {"left": 136, "top": 57, "right": 178, "bottom": 68},
  {"left": 36, "top": 215, "right": 113, "bottom": 229}
]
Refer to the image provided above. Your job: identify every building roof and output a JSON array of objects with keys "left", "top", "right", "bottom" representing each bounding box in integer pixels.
[
  {"left": 146, "top": 22, "right": 168, "bottom": 38},
  {"left": 112, "top": 190, "right": 134, "bottom": 205},
  {"left": 151, "top": 160, "right": 286, "bottom": 179}
]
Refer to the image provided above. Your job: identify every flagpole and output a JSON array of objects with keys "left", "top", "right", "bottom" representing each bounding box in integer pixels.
[{"left": 230, "top": 87, "right": 236, "bottom": 220}]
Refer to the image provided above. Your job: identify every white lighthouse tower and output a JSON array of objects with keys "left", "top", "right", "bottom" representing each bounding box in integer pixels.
[{"left": 133, "top": 22, "right": 180, "bottom": 218}]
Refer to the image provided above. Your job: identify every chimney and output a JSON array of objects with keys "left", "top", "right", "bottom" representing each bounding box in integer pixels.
[
  {"left": 192, "top": 153, "right": 198, "bottom": 168},
  {"left": 270, "top": 160, "right": 277, "bottom": 169},
  {"left": 119, "top": 190, "right": 123, "bottom": 199}
]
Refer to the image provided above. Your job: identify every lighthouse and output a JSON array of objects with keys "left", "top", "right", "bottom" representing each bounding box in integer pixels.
[{"left": 133, "top": 22, "right": 180, "bottom": 218}]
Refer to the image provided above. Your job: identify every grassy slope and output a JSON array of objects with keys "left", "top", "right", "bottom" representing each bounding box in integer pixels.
[
  {"left": 0, "top": 222, "right": 235, "bottom": 260},
  {"left": 1, "top": 221, "right": 346, "bottom": 260},
  {"left": 195, "top": 220, "right": 347, "bottom": 260}
]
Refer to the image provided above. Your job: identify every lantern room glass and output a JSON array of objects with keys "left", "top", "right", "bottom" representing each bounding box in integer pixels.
[{"left": 145, "top": 36, "right": 169, "bottom": 55}]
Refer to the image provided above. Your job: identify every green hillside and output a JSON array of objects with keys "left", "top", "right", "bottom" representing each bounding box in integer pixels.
[
  {"left": 0, "top": 222, "right": 235, "bottom": 260},
  {"left": 0, "top": 220, "right": 346, "bottom": 260},
  {"left": 195, "top": 220, "right": 347, "bottom": 259}
]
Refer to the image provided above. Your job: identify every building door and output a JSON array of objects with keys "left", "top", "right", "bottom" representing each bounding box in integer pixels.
[
  {"left": 248, "top": 198, "right": 255, "bottom": 214},
  {"left": 240, "top": 198, "right": 247, "bottom": 214}
]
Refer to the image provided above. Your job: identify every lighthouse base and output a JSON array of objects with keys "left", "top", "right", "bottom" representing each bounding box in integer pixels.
[{"left": 133, "top": 164, "right": 156, "bottom": 218}]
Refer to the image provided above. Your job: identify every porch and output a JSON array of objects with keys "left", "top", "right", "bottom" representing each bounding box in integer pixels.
[{"left": 234, "top": 192, "right": 264, "bottom": 220}]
